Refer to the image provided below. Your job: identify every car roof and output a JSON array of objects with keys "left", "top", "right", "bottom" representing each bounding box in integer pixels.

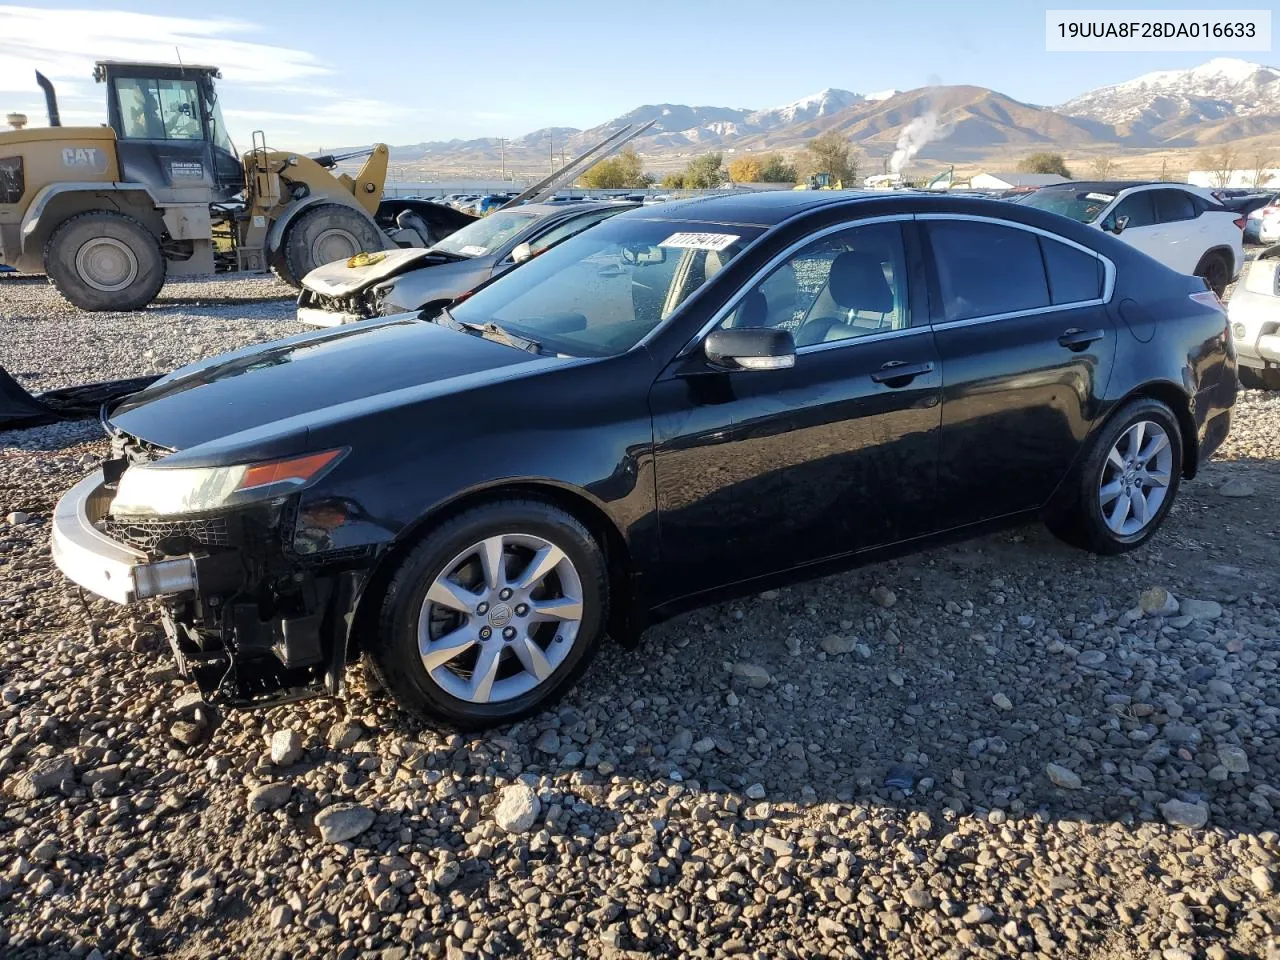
[
  {"left": 1031, "top": 180, "right": 1170, "bottom": 194},
  {"left": 613, "top": 190, "right": 898, "bottom": 227}
]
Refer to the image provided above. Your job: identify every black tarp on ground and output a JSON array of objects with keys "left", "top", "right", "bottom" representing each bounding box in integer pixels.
[{"left": 0, "top": 367, "right": 161, "bottom": 430}]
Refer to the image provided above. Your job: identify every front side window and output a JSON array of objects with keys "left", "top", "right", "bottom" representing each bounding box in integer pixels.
[
  {"left": 1109, "top": 191, "right": 1156, "bottom": 229},
  {"left": 926, "top": 220, "right": 1050, "bottom": 322},
  {"left": 449, "top": 216, "right": 761, "bottom": 357},
  {"left": 720, "top": 220, "right": 910, "bottom": 347},
  {"left": 115, "top": 78, "right": 203, "bottom": 140}
]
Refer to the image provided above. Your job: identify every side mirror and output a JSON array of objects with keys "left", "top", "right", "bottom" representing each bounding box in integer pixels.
[
  {"left": 1103, "top": 214, "right": 1129, "bottom": 235},
  {"left": 704, "top": 327, "right": 795, "bottom": 371},
  {"left": 511, "top": 242, "right": 534, "bottom": 264}
]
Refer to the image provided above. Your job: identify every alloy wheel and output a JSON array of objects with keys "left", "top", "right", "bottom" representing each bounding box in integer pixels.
[
  {"left": 418, "top": 533, "right": 584, "bottom": 703},
  {"left": 1098, "top": 419, "right": 1174, "bottom": 537}
]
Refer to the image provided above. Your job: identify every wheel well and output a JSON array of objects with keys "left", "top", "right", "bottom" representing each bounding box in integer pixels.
[
  {"left": 345, "top": 482, "right": 636, "bottom": 659},
  {"left": 1193, "top": 246, "right": 1233, "bottom": 276},
  {"left": 28, "top": 190, "right": 164, "bottom": 260},
  {"left": 1116, "top": 382, "right": 1200, "bottom": 479}
]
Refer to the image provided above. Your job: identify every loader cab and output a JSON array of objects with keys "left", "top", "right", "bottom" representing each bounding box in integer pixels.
[{"left": 95, "top": 60, "right": 243, "bottom": 203}]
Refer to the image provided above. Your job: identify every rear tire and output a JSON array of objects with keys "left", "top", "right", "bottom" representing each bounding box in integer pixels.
[
  {"left": 279, "top": 204, "right": 383, "bottom": 287},
  {"left": 44, "top": 211, "right": 164, "bottom": 311},
  {"left": 1194, "top": 252, "right": 1231, "bottom": 298},
  {"left": 1239, "top": 366, "right": 1280, "bottom": 390},
  {"left": 1046, "top": 398, "right": 1183, "bottom": 555},
  {"left": 366, "top": 499, "right": 610, "bottom": 729}
]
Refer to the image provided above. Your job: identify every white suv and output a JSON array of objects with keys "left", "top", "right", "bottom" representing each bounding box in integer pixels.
[{"left": 1020, "top": 181, "right": 1244, "bottom": 295}]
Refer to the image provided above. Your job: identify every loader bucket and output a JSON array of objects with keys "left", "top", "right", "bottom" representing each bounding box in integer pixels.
[{"left": 0, "top": 367, "right": 161, "bottom": 430}]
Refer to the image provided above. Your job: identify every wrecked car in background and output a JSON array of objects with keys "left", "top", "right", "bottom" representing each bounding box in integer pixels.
[
  {"left": 1228, "top": 242, "right": 1280, "bottom": 389},
  {"left": 296, "top": 201, "right": 637, "bottom": 326}
]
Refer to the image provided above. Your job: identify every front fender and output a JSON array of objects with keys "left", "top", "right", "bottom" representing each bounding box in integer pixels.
[
  {"left": 265, "top": 195, "right": 391, "bottom": 258},
  {"left": 20, "top": 182, "right": 159, "bottom": 260}
]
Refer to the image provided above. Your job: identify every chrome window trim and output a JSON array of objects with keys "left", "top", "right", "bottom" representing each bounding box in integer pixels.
[
  {"left": 796, "top": 324, "right": 928, "bottom": 355},
  {"left": 674, "top": 213, "right": 916, "bottom": 358},
  {"left": 915, "top": 213, "right": 1116, "bottom": 327}
]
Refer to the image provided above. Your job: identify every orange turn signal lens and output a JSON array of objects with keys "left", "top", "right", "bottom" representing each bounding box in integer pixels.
[{"left": 238, "top": 449, "right": 344, "bottom": 492}]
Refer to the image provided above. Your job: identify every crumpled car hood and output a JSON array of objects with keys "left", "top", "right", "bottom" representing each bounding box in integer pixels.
[{"left": 301, "top": 247, "right": 454, "bottom": 297}]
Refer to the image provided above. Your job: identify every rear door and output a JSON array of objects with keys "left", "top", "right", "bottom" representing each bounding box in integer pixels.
[
  {"left": 1151, "top": 188, "right": 1204, "bottom": 275},
  {"left": 1105, "top": 190, "right": 1163, "bottom": 264},
  {"left": 920, "top": 215, "right": 1117, "bottom": 528}
]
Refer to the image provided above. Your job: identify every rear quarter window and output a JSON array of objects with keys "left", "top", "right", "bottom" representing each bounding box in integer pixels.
[{"left": 1039, "top": 237, "right": 1103, "bottom": 304}]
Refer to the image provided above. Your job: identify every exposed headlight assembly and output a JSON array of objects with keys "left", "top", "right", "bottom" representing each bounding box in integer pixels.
[{"left": 110, "top": 449, "right": 346, "bottom": 517}]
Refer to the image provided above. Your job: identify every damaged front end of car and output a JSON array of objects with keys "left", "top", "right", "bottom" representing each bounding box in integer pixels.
[{"left": 53, "top": 427, "right": 375, "bottom": 708}]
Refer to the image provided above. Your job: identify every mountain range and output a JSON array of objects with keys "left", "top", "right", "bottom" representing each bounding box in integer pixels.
[{"left": 365, "top": 58, "right": 1280, "bottom": 176}]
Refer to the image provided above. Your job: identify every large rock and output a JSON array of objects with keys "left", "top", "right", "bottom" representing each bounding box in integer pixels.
[
  {"left": 1045, "top": 763, "right": 1082, "bottom": 790},
  {"left": 315, "top": 803, "right": 375, "bottom": 843},
  {"left": 870, "top": 586, "right": 897, "bottom": 608},
  {"left": 270, "top": 729, "right": 303, "bottom": 766},
  {"left": 13, "top": 756, "right": 74, "bottom": 800},
  {"left": 1179, "top": 598, "right": 1222, "bottom": 621},
  {"left": 493, "top": 784, "right": 541, "bottom": 834},
  {"left": 327, "top": 720, "right": 366, "bottom": 750},
  {"left": 1217, "top": 745, "right": 1249, "bottom": 774},
  {"left": 821, "top": 634, "right": 858, "bottom": 656},
  {"left": 1160, "top": 799, "right": 1209, "bottom": 828},
  {"left": 1139, "top": 587, "right": 1179, "bottom": 617},
  {"left": 731, "top": 663, "right": 772, "bottom": 688},
  {"left": 248, "top": 781, "right": 293, "bottom": 813},
  {"left": 1219, "top": 479, "right": 1255, "bottom": 498}
]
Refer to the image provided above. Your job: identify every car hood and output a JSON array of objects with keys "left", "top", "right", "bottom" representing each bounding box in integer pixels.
[
  {"left": 301, "top": 247, "right": 463, "bottom": 297},
  {"left": 108, "top": 317, "right": 548, "bottom": 456}
]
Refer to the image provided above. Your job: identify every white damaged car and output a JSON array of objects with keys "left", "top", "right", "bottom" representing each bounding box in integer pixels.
[
  {"left": 1228, "top": 243, "right": 1280, "bottom": 389},
  {"left": 296, "top": 201, "right": 635, "bottom": 326}
]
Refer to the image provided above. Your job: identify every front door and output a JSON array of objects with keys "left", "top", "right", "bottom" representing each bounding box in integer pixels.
[
  {"left": 650, "top": 219, "right": 942, "bottom": 600},
  {"left": 919, "top": 215, "right": 1117, "bottom": 528}
]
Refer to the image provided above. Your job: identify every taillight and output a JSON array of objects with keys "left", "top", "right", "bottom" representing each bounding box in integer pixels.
[
  {"left": 1263, "top": 205, "right": 1280, "bottom": 218},
  {"left": 1234, "top": 216, "right": 1246, "bottom": 230},
  {"left": 1190, "top": 290, "right": 1226, "bottom": 315}
]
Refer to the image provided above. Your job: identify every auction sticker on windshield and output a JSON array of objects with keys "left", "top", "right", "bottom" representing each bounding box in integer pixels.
[
  {"left": 460, "top": 245, "right": 488, "bottom": 257},
  {"left": 1086, "top": 193, "right": 1115, "bottom": 202},
  {"left": 659, "top": 232, "right": 740, "bottom": 251}
]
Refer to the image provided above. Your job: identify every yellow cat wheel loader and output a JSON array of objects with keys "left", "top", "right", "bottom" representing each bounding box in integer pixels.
[{"left": 0, "top": 61, "right": 470, "bottom": 311}]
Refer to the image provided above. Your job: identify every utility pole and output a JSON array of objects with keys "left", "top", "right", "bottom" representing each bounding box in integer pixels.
[
  {"left": 549, "top": 132, "right": 555, "bottom": 174},
  {"left": 500, "top": 138, "right": 506, "bottom": 180}
]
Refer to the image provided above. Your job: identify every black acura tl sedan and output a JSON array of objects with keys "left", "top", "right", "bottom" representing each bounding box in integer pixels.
[{"left": 52, "top": 191, "right": 1236, "bottom": 727}]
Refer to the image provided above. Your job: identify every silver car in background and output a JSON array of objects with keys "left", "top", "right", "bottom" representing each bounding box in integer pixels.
[
  {"left": 296, "top": 201, "right": 637, "bottom": 326},
  {"left": 1228, "top": 243, "right": 1280, "bottom": 390}
]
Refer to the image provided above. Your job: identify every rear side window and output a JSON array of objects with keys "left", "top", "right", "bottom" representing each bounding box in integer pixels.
[
  {"left": 926, "top": 220, "right": 1049, "bottom": 322},
  {"left": 1039, "top": 237, "right": 1103, "bottom": 304},
  {"left": 1154, "top": 189, "right": 1197, "bottom": 223}
]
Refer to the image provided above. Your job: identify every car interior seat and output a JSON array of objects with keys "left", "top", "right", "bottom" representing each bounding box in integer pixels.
[{"left": 795, "top": 251, "right": 895, "bottom": 347}]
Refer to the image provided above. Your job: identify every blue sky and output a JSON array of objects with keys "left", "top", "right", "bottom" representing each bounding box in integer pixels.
[{"left": 1, "top": 1, "right": 1270, "bottom": 150}]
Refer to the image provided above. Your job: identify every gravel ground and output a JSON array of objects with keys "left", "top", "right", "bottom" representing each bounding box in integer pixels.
[{"left": 1, "top": 278, "right": 1279, "bottom": 960}]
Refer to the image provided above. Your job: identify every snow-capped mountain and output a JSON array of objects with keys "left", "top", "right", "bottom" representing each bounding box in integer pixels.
[
  {"left": 1059, "top": 58, "right": 1280, "bottom": 141},
  {"left": 745, "top": 88, "right": 864, "bottom": 128}
]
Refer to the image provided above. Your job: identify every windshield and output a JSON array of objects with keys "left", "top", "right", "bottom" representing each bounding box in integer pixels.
[
  {"left": 431, "top": 211, "right": 538, "bottom": 257},
  {"left": 1019, "top": 188, "right": 1114, "bottom": 224},
  {"left": 449, "top": 216, "right": 762, "bottom": 357}
]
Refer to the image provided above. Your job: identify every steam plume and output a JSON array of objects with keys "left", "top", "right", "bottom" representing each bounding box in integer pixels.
[{"left": 889, "top": 112, "right": 951, "bottom": 176}]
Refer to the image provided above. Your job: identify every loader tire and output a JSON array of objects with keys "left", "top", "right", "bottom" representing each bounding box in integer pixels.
[
  {"left": 44, "top": 211, "right": 165, "bottom": 312},
  {"left": 279, "top": 204, "right": 383, "bottom": 287}
]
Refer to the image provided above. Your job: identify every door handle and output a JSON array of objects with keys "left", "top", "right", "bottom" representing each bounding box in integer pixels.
[
  {"left": 871, "top": 360, "right": 934, "bottom": 385},
  {"left": 1057, "top": 328, "right": 1105, "bottom": 351}
]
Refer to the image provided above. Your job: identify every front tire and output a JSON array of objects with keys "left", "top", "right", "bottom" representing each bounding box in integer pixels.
[
  {"left": 1240, "top": 366, "right": 1280, "bottom": 391},
  {"left": 366, "top": 499, "right": 610, "bottom": 728},
  {"left": 280, "top": 204, "right": 384, "bottom": 287},
  {"left": 44, "top": 211, "right": 165, "bottom": 311},
  {"left": 1047, "top": 398, "right": 1183, "bottom": 555}
]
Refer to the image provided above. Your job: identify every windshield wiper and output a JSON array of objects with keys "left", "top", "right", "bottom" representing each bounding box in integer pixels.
[{"left": 434, "top": 306, "right": 542, "bottom": 354}]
